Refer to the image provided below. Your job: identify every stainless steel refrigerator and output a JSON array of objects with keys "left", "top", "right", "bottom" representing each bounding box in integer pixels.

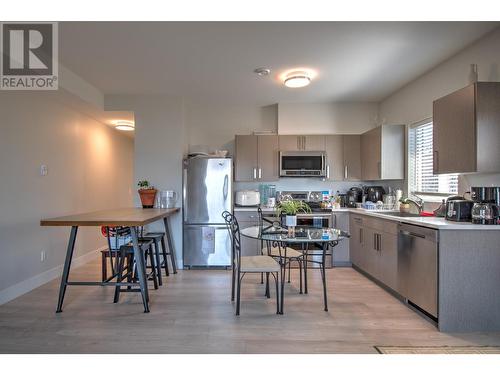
[{"left": 183, "top": 157, "right": 232, "bottom": 268}]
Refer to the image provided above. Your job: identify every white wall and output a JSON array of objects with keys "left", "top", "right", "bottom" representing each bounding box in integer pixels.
[
  {"left": 105, "top": 94, "right": 185, "bottom": 266},
  {"left": 278, "top": 102, "right": 379, "bottom": 135},
  {"left": 186, "top": 100, "right": 277, "bottom": 155},
  {"left": 0, "top": 91, "right": 134, "bottom": 302},
  {"left": 379, "top": 27, "right": 500, "bottom": 192}
]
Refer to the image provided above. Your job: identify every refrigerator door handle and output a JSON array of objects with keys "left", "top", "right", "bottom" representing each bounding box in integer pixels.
[{"left": 223, "top": 174, "right": 229, "bottom": 200}]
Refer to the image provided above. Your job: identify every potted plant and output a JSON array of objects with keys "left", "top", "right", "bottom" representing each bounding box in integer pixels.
[
  {"left": 137, "top": 180, "right": 157, "bottom": 208},
  {"left": 276, "top": 200, "right": 312, "bottom": 228},
  {"left": 399, "top": 197, "right": 411, "bottom": 213}
]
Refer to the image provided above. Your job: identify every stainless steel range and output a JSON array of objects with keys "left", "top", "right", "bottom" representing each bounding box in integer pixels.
[{"left": 277, "top": 191, "right": 334, "bottom": 268}]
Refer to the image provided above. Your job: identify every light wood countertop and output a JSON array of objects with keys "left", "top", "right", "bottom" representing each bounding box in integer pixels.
[{"left": 40, "top": 207, "right": 180, "bottom": 227}]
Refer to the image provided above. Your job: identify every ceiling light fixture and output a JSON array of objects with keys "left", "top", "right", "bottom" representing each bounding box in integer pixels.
[
  {"left": 254, "top": 67, "right": 271, "bottom": 76},
  {"left": 114, "top": 120, "right": 135, "bottom": 131},
  {"left": 284, "top": 71, "right": 311, "bottom": 88}
]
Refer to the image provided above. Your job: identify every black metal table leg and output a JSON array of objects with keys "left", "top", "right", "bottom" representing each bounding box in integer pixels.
[
  {"left": 321, "top": 243, "right": 328, "bottom": 312},
  {"left": 131, "top": 226, "right": 150, "bottom": 313},
  {"left": 279, "top": 244, "right": 287, "bottom": 314},
  {"left": 303, "top": 244, "right": 308, "bottom": 294},
  {"left": 56, "top": 226, "right": 78, "bottom": 313},
  {"left": 163, "top": 217, "right": 177, "bottom": 273},
  {"left": 154, "top": 240, "right": 163, "bottom": 286}
]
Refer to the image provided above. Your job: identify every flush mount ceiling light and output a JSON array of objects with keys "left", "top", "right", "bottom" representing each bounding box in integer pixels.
[
  {"left": 114, "top": 120, "right": 135, "bottom": 131},
  {"left": 284, "top": 71, "right": 311, "bottom": 88}
]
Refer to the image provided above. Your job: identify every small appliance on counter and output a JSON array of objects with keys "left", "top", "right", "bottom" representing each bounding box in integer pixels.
[
  {"left": 364, "top": 186, "right": 385, "bottom": 203},
  {"left": 468, "top": 186, "right": 500, "bottom": 225},
  {"left": 346, "top": 187, "right": 363, "bottom": 208},
  {"left": 445, "top": 195, "right": 474, "bottom": 222},
  {"left": 258, "top": 184, "right": 276, "bottom": 206},
  {"left": 235, "top": 190, "right": 260, "bottom": 206}
]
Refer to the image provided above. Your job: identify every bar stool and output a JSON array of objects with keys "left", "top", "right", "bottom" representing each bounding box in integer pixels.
[
  {"left": 140, "top": 233, "right": 166, "bottom": 286},
  {"left": 142, "top": 231, "right": 177, "bottom": 276},
  {"left": 113, "top": 238, "right": 157, "bottom": 303}
]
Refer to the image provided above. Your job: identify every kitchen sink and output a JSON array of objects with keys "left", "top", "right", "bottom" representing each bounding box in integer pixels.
[{"left": 380, "top": 212, "right": 422, "bottom": 218}]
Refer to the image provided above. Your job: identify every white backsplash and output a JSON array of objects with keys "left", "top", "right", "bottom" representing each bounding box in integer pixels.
[{"left": 234, "top": 178, "right": 404, "bottom": 196}]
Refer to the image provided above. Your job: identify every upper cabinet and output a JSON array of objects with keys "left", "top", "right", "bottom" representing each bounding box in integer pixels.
[
  {"left": 324, "top": 135, "right": 344, "bottom": 181},
  {"left": 278, "top": 135, "right": 325, "bottom": 151},
  {"left": 433, "top": 82, "right": 500, "bottom": 174},
  {"left": 343, "top": 135, "right": 362, "bottom": 181},
  {"left": 235, "top": 125, "right": 404, "bottom": 182},
  {"left": 361, "top": 125, "right": 405, "bottom": 180},
  {"left": 320, "top": 135, "right": 363, "bottom": 181},
  {"left": 234, "top": 135, "right": 279, "bottom": 182}
]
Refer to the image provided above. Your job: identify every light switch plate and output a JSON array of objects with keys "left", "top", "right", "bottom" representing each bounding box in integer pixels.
[{"left": 40, "top": 165, "right": 48, "bottom": 176}]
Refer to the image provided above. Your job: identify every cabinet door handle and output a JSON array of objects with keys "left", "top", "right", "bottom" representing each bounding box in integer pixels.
[
  {"left": 376, "top": 234, "right": 381, "bottom": 251},
  {"left": 344, "top": 165, "right": 348, "bottom": 180},
  {"left": 326, "top": 165, "right": 330, "bottom": 179},
  {"left": 377, "top": 161, "right": 381, "bottom": 179},
  {"left": 373, "top": 233, "right": 377, "bottom": 251},
  {"left": 297, "top": 136, "right": 300, "bottom": 150},
  {"left": 258, "top": 168, "right": 262, "bottom": 179},
  {"left": 359, "top": 228, "right": 363, "bottom": 244},
  {"left": 253, "top": 168, "right": 257, "bottom": 179}
]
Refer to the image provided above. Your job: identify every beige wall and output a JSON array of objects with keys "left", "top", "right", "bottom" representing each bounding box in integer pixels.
[
  {"left": 278, "top": 102, "right": 379, "bottom": 135},
  {"left": 379, "top": 27, "right": 500, "bottom": 191},
  {"left": 0, "top": 91, "right": 134, "bottom": 300},
  {"left": 105, "top": 94, "right": 185, "bottom": 266},
  {"left": 186, "top": 100, "right": 277, "bottom": 155}
]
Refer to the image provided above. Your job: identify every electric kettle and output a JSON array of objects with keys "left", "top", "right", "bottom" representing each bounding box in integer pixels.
[{"left": 471, "top": 202, "right": 499, "bottom": 225}]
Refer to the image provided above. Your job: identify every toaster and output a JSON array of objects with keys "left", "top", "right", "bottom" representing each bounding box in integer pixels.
[
  {"left": 235, "top": 190, "right": 260, "bottom": 206},
  {"left": 445, "top": 200, "right": 474, "bottom": 222}
]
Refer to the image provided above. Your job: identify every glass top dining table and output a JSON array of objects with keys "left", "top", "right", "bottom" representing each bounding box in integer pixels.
[
  {"left": 240, "top": 225, "right": 350, "bottom": 244},
  {"left": 240, "top": 224, "right": 350, "bottom": 313}
]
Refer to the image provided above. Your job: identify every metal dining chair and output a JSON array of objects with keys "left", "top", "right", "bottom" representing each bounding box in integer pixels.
[
  {"left": 222, "top": 211, "right": 280, "bottom": 315},
  {"left": 257, "top": 207, "right": 304, "bottom": 294}
]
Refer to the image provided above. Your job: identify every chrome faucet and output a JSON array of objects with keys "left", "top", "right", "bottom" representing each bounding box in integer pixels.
[{"left": 406, "top": 196, "right": 424, "bottom": 213}]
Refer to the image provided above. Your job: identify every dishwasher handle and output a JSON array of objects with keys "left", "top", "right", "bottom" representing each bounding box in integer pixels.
[
  {"left": 398, "top": 223, "right": 439, "bottom": 243},
  {"left": 399, "top": 230, "right": 426, "bottom": 239}
]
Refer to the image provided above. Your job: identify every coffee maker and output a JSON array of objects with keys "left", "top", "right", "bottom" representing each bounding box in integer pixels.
[
  {"left": 469, "top": 187, "right": 500, "bottom": 225},
  {"left": 346, "top": 187, "right": 363, "bottom": 207}
]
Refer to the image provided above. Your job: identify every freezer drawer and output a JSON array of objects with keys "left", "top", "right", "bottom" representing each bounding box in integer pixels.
[
  {"left": 398, "top": 223, "right": 438, "bottom": 318},
  {"left": 183, "top": 225, "right": 231, "bottom": 267}
]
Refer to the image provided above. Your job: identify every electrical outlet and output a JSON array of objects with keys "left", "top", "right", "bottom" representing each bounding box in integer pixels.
[
  {"left": 40, "top": 250, "right": 46, "bottom": 262},
  {"left": 40, "top": 164, "right": 48, "bottom": 176}
]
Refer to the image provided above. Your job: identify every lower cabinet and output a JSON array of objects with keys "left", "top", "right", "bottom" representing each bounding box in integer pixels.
[
  {"left": 377, "top": 230, "right": 398, "bottom": 292},
  {"left": 349, "top": 214, "right": 399, "bottom": 292},
  {"left": 349, "top": 215, "right": 365, "bottom": 269},
  {"left": 332, "top": 212, "right": 350, "bottom": 264}
]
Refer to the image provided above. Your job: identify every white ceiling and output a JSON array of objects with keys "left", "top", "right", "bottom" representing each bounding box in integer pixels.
[{"left": 59, "top": 22, "right": 498, "bottom": 105}]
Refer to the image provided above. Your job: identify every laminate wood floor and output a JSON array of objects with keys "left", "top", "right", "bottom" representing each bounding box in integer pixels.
[{"left": 1, "top": 257, "right": 500, "bottom": 353}]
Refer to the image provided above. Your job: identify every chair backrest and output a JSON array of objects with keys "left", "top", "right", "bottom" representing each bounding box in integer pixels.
[
  {"left": 102, "top": 226, "right": 132, "bottom": 250},
  {"left": 222, "top": 211, "right": 242, "bottom": 269}
]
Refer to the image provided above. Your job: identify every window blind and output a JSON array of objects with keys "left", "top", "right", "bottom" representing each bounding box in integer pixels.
[{"left": 409, "top": 121, "right": 458, "bottom": 195}]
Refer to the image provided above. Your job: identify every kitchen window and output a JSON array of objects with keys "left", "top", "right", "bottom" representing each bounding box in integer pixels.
[{"left": 408, "top": 120, "right": 458, "bottom": 195}]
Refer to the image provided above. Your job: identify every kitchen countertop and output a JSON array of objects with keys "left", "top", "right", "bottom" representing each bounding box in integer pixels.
[{"left": 233, "top": 206, "right": 500, "bottom": 230}]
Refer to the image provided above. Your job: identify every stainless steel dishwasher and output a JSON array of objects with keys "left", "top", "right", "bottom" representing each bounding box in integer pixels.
[{"left": 398, "top": 223, "right": 438, "bottom": 318}]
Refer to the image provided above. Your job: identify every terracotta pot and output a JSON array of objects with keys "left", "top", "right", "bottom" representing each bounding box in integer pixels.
[{"left": 138, "top": 188, "right": 157, "bottom": 208}]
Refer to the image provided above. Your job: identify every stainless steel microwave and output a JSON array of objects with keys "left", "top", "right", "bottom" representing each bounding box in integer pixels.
[{"left": 279, "top": 151, "right": 327, "bottom": 177}]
